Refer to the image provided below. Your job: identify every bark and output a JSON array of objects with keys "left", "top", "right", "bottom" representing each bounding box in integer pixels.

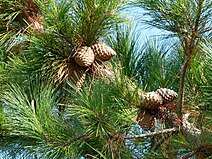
[{"left": 177, "top": 55, "right": 191, "bottom": 118}]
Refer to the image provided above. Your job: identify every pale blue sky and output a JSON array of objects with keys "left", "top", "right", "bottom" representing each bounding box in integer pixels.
[{"left": 122, "top": 6, "right": 167, "bottom": 44}]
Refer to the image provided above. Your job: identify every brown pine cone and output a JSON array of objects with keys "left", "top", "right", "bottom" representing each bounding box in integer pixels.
[
  {"left": 141, "top": 92, "right": 163, "bottom": 110},
  {"left": 56, "top": 59, "right": 87, "bottom": 88},
  {"left": 156, "top": 88, "right": 178, "bottom": 104},
  {"left": 91, "top": 42, "right": 116, "bottom": 61},
  {"left": 137, "top": 109, "right": 155, "bottom": 130},
  {"left": 157, "top": 106, "right": 168, "bottom": 120},
  {"left": 74, "top": 46, "right": 95, "bottom": 67}
]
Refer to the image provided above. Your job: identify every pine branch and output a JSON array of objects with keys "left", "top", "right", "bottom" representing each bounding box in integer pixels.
[
  {"left": 123, "top": 128, "right": 178, "bottom": 140},
  {"left": 164, "top": 110, "right": 202, "bottom": 137},
  {"left": 177, "top": 55, "right": 192, "bottom": 118},
  {"left": 53, "top": 134, "right": 93, "bottom": 147},
  {"left": 200, "top": 27, "right": 212, "bottom": 34}
]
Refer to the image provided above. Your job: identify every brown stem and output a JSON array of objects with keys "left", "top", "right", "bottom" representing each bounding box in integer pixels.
[
  {"left": 177, "top": 55, "right": 191, "bottom": 118},
  {"left": 200, "top": 27, "right": 212, "bottom": 34},
  {"left": 177, "top": 0, "right": 205, "bottom": 119},
  {"left": 124, "top": 128, "right": 178, "bottom": 140}
]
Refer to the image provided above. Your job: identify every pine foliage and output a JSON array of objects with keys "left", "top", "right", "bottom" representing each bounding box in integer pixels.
[{"left": 0, "top": 0, "right": 211, "bottom": 158}]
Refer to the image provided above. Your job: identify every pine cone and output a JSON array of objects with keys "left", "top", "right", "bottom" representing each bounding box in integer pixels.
[
  {"left": 74, "top": 46, "right": 95, "bottom": 67},
  {"left": 141, "top": 92, "right": 163, "bottom": 110},
  {"left": 166, "top": 112, "right": 181, "bottom": 127},
  {"left": 137, "top": 109, "right": 155, "bottom": 130},
  {"left": 156, "top": 88, "right": 178, "bottom": 104},
  {"left": 91, "top": 42, "right": 116, "bottom": 61},
  {"left": 157, "top": 106, "right": 168, "bottom": 120},
  {"left": 56, "top": 59, "right": 87, "bottom": 88}
]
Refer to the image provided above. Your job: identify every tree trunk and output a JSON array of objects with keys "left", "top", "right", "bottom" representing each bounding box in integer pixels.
[{"left": 177, "top": 55, "right": 191, "bottom": 118}]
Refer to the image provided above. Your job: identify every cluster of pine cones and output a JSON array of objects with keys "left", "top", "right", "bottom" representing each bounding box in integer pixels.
[
  {"left": 137, "top": 88, "right": 178, "bottom": 130},
  {"left": 73, "top": 42, "right": 116, "bottom": 67},
  {"left": 56, "top": 41, "right": 116, "bottom": 88}
]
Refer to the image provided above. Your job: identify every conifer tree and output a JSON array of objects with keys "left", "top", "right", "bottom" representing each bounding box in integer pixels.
[{"left": 0, "top": 0, "right": 211, "bottom": 158}]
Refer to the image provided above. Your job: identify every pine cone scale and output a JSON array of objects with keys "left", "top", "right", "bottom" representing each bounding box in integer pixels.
[
  {"left": 91, "top": 42, "right": 117, "bottom": 61},
  {"left": 74, "top": 46, "right": 95, "bottom": 67},
  {"left": 142, "top": 92, "right": 163, "bottom": 110}
]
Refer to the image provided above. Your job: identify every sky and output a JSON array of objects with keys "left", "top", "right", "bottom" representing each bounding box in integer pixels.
[{"left": 122, "top": 6, "right": 167, "bottom": 45}]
